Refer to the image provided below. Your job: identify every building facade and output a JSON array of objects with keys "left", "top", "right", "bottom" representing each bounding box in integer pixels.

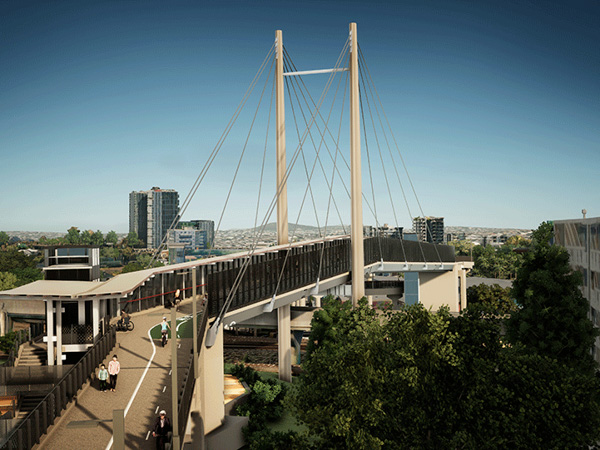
[
  {"left": 129, "top": 187, "right": 179, "bottom": 249},
  {"left": 553, "top": 217, "right": 600, "bottom": 361},
  {"left": 177, "top": 220, "right": 215, "bottom": 249},
  {"left": 413, "top": 216, "right": 444, "bottom": 244}
]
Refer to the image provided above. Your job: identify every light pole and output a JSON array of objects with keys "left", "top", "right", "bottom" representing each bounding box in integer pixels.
[{"left": 171, "top": 305, "right": 180, "bottom": 450}]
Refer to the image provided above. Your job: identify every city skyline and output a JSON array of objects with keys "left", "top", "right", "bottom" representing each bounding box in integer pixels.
[{"left": 1, "top": 1, "right": 598, "bottom": 233}]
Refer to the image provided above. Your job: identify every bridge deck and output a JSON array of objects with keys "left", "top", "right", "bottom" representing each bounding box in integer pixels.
[{"left": 37, "top": 304, "right": 194, "bottom": 450}]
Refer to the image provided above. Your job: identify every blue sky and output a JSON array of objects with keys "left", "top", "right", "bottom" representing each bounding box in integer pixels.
[{"left": 1, "top": 0, "right": 598, "bottom": 233}]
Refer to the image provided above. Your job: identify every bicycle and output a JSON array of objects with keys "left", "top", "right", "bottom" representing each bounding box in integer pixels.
[
  {"left": 116, "top": 320, "right": 134, "bottom": 332},
  {"left": 161, "top": 329, "right": 168, "bottom": 347}
]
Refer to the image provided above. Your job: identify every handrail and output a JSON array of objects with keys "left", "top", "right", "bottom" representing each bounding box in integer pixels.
[{"left": 0, "top": 326, "right": 117, "bottom": 449}]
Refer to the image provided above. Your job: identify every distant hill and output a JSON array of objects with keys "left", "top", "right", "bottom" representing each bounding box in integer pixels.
[{"left": 227, "top": 223, "right": 348, "bottom": 233}]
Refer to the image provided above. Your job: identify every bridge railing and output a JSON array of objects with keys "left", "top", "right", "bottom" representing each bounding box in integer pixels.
[
  {"left": 120, "top": 236, "right": 455, "bottom": 320},
  {"left": 0, "top": 326, "right": 116, "bottom": 450},
  {"left": 175, "top": 304, "right": 209, "bottom": 444}
]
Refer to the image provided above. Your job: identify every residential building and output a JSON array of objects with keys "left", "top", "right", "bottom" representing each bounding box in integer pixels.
[
  {"left": 413, "top": 216, "right": 444, "bottom": 244},
  {"left": 129, "top": 187, "right": 179, "bottom": 249},
  {"left": 43, "top": 246, "right": 100, "bottom": 281},
  {"left": 364, "top": 224, "right": 403, "bottom": 239},
  {"left": 553, "top": 217, "right": 600, "bottom": 362},
  {"left": 176, "top": 220, "right": 215, "bottom": 249}
]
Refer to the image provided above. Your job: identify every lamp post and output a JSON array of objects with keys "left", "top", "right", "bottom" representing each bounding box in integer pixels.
[{"left": 171, "top": 305, "right": 180, "bottom": 450}]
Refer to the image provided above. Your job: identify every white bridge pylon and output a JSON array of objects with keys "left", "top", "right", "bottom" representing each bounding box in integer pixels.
[{"left": 273, "top": 23, "right": 363, "bottom": 382}]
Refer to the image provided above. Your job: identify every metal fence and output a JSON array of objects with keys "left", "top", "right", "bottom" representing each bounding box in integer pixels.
[
  {"left": 120, "top": 237, "right": 455, "bottom": 320},
  {"left": 0, "top": 326, "right": 117, "bottom": 450}
]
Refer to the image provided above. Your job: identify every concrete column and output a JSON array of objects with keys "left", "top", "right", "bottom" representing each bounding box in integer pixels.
[
  {"left": 78, "top": 301, "right": 85, "bottom": 325},
  {"left": 459, "top": 267, "right": 467, "bottom": 311},
  {"left": 278, "top": 305, "right": 292, "bottom": 382},
  {"left": 92, "top": 298, "right": 100, "bottom": 342},
  {"left": 0, "top": 310, "right": 5, "bottom": 336},
  {"left": 161, "top": 275, "right": 165, "bottom": 306},
  {"left": 56, "top": 300, "right": 62, "bottom": 366},
  {"left": 200, "top": 323, "right": 224, "bottom": 435},
  {"left": 46, "top": 300, "right": 54, "bottom": 366},
  {"left": 349, "top": 22, "right": 364, "bottom": 306},
  {"left": 275, "top": 29, "right": 288, "bottom": 247}
]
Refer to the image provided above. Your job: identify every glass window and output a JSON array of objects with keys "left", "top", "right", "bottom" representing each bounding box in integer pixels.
[{"left": 591, "top": 224, "right": 599, "bottom": 251}]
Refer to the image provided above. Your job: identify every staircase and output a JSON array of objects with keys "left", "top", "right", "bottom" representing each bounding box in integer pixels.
[
  {"left": 16, "top": 342, "right": 47, "bottom": 366},
  {"left": 16, "top": 392, "right": 48, "bottom": 420}
]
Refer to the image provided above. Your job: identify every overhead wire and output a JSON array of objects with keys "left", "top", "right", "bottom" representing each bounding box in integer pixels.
[
  {"left": 147, "top": 43, "right": 276, "bottom": 266},
  {"left": 358, "top": 44, "right": 442, "bottom": 264},
  {"left": 213, "top": 37, "right": 351, "bottom": 326}
]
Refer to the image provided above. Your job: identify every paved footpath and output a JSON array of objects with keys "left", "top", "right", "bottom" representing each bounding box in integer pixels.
[{"left": 36, "top": 302, "right": 195, "bottom": 450}]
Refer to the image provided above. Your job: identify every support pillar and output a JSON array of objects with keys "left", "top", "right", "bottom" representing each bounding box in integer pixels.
[
  {"left": 200, "top": 322, "right": 224, "bottom": 435},
  {"left": 78, "top": 301, "right": 85, "bottom": 325},
  {"left": 275, "top": 28, "right": 292, "bottom": 382},
  {"left": 277, "top": 305, "right": 292, "bottom": 382},
  {"left": 459, "top": 267, "right": 467, "bottom": 311},
  {"left": 46, "top": 300, "right": 54, "bottom": 366},
  {"left": 56, "top": 300, "right": 62, "bottom": 366},
  {"left": 349, "top": 22, "right": 364, "bottom": 306},
  {"left": 92, "top": 298, "right": 100, "bottom": 342}
]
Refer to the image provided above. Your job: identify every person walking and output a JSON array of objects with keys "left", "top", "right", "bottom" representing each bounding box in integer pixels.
[
  {"left": 98, "top": 364, "right": 109, "bottom": 392},
  {"left": 152, "top": 410, "right": 172, "bottom": 450},
  {"left": 108, "top": 355, "right": 120, "bottom": 392},
  {"left": 174, "top": 289, "right": 181, "bottom": 311}
]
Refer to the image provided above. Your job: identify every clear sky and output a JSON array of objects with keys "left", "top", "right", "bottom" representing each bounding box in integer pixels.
[{"left": 1, "top": 0, "right": 598, "bottom": 234}]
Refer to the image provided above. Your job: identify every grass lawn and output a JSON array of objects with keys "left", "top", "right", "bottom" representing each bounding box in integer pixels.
[{"left": 148, "top": 313, "right": 200, "bottom": 339}]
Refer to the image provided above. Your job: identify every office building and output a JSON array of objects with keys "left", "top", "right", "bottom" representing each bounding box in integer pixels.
[
  {"left": 413, "top": 217, "right": 444, "bottom": 244},
  {"left": 553, "top": 216, "right": 600, "bottom": 361},
  {"left": 129, "top": 187, "right": 179, "bottom": 249}
]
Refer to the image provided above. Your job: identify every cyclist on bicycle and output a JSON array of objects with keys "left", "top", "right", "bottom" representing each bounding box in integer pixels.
[
  {"left": 161, "top": 317, "right": 170, "bottom": 346},
  {"left": 117, "top": 310, "right": 130, "bottom": 328}
]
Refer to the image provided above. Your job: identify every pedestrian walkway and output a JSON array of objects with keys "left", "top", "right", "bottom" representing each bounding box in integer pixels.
[{"left": 36, "top": 303, "right": 194, "bottom": 450}]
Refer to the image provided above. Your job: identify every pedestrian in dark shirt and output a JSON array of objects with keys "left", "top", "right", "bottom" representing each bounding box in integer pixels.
[{"left": 152, "top": 410, "right": 172, "bottom": 450}]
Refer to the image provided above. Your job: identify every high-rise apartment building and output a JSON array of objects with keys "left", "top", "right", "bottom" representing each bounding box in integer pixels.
[
  {"left": 129, "top": 187, "right": 179, "bottom": 249},
  {"left": 413, "top": 216, "right": 444, "bottom": 244},
  {"left": 553, "top": 216, "right": 600, "bottom": 361}
]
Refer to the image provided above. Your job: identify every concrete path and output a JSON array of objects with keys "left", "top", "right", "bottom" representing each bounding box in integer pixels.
[{"left": 37, "top": 302, "right": 195, "bottom": 450}]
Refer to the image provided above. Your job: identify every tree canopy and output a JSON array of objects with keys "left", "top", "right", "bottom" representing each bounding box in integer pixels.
[
  {"left": 506, "top": 221, "right": 598, "bottom": 373},
  {"left": 290, "top": 293, "right": 600, "bottom": 448},
  {"left": 467, "top": 283, "right": 516, "bottom": 314}
]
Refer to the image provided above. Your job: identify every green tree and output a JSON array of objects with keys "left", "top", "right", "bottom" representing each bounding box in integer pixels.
[
  {"left": 0, "top": 249, "right": 42, "bottom": 286},
  {"left": 447, "top": 239, "right": 474, "bottom": 256},
  {"left": 467, "top": 283, "right": 516, "bottom": 314},
  {"left": 0, "top": 272, "right": 18, "bottom": 290},
  {"left": 105, "top": 230, "right": 119, "bottom": 246},
  {"left": 65, "top": 226, "right": 81, "bottom": 244},
  {"left": 506, "top": 221, "right": 598, "bottom": 373},
  {"left": 0, "top": 231, "right": 9, "bottom": 247},
  {"left": 471, "top": 243, "right": 523, "bottom": 279},
  {"left": 291, "top": 297, "right": 600, "bottom": 448},
  {"left": 125, "top": 231, "right": 142, "bottom": 248},
  {"left": 91, "top": 230, "right": 104, "bottom": 246}
]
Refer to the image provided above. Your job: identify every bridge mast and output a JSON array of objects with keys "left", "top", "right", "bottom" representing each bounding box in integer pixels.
[
  {"left": 275, "top": 29, "right": 292, "bottom": 382},
  {"left": 276, "top": 29, "right": 288, "bottom": 246},
  {"left": 349, "top": 22, "right": 365, "bottom": 306}
]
